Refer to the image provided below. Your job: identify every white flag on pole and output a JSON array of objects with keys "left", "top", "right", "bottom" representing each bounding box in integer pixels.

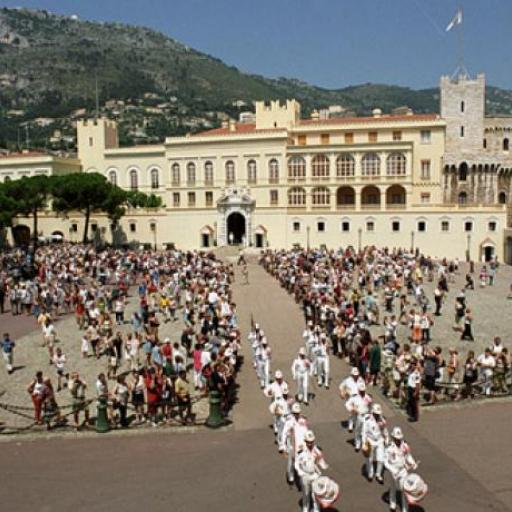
[{"left": 446, "top": 9, "right": 463, "bottom": 31}]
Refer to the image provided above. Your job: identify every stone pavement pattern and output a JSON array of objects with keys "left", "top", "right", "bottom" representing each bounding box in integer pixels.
[{"left": 0, "top": 260, "right": 510, "bottom": 512}]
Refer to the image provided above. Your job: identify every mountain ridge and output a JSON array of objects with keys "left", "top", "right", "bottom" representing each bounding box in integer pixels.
[{"left": 0, "top": 7, "right": 511, "bottom": 150}]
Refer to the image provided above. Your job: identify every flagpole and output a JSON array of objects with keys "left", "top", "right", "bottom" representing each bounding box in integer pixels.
[{"left": 458, "top": 5, "right": 465, "bottom": 77}]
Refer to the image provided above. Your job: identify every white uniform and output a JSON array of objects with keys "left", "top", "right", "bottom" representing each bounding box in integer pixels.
[
  {"left": 271, "top": 395, "right": 292, "bottom": 441},
  {"left": 339, "top": 376, "right": 364, "bottom": 430},
  {"left": 345, "top": 392, "right": 373, "bottom": 450},
  {"left": 248, "top": 331, "right": 258, "bottom": 368},
  {"left": 281, "top": 415, "right": 309, "bottom": 483},
  {"left": 265, "top": 380, "right": 289, "bottom": 434},
  {"left": 314, "top": 342, "right": 330, "bottom": 387},
  {"left": 256, "top": 345, "right": 271, "bottom": 388},
  {"left": 306, "top": 334, "right": 319, "bottom": 373},
  {"left": 384, "top": 441, "right": 417, "bottom": 512},
  {"left": 361, "top": 413, "right": 388, "bottom": 480},
  {"left": 295, "top": 445, "right": 328, "bottom": 512},
  {"left": 292, "top": 356, "right": 312, "bottom": 404}
]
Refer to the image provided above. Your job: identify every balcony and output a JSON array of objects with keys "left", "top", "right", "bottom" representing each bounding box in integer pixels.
[{"left": 361, "top": 203, "right": 381, "bottom": 210}]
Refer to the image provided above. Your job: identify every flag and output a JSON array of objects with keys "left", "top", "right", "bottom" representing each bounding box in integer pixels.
[{"left": 446, "top": 9, "right": 462, "bottom": 31}]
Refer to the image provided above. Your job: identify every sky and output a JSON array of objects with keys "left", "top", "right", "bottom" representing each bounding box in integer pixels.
[{"left": 2, "top": 0, "right": 512, "bottom": 90}]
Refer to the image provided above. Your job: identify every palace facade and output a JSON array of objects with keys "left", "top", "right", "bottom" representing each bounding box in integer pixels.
[{"left": 1, "top": 73, "right": 511, "bottom": 262}]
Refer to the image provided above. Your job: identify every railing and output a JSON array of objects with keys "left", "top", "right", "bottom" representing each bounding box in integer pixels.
[{"left": 361, "top": 203, "right": 381, "bottom": 209}]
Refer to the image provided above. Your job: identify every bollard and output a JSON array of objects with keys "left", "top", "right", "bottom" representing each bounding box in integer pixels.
[
  {"left": 205, "top": 390, "right": 224, "bottom": 429},
  {"left": 96, "top": 397, "right": 110, "bottom": 433}
]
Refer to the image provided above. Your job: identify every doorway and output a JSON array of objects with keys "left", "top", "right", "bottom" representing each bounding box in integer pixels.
[
  {"left": 201, "top": 233, "right": 210, "bottom": 248},
  {"left": 12, "top": 225, "right": 30, "bottom": 246},
  {"left": 483, "top": 245, "right": 495, "bottom": 262},
  {"left": 255, "top": 233, "right": 264, "bottom": 248},
  {"left": 226, "top": 212, "right": 246, "bottom": 245},
  {"left": 506, "top": 237, "right": 512, "bottom": 265}
]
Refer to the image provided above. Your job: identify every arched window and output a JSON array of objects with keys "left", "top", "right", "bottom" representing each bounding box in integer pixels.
[
  {"left": 225, "top": 160, "right": 235, "bottom": 184},
  {"left": 269, "top": 159, "right": 279, "bottom": 183},
  {"left": 361, "top": 153, "right": 381, "bottom": 176},
  {"left": 171, "top": 163, "right": 180, "bottom": 185},
  {"left": 150, "top": 168, "right": 159, "bottom": 189},
  {"left": 311, "top": 155, "right": 330, "bottom": 178},
  {"left": 311, "top": 186, "right": 330, "bottom": 206},
  {"left": 386, "top": 153, "right": 406, "bottom": 176},
  {"left": 108, "top": 170, "right": 117, "bottom": 186},
  {"left": 187, "top": 162, "right": 196, "bottom": 185},
  {"left": 204, "top": 161, "right": 214, "bottom": 185},
  {"left": 498, "top": 191, "right": 507, "bottom": 204},
  {"left": 288, "top": 156, "right": 306, "bottom": 179},
  {"left": 247, "top": 160, "right": 257, "bottom": 184},
  {"left": 458, "top": 162, "right": 468, "bottom": 181},
  {"left": 458, "top": 191, "right": 468, "bottom": 205},
  {"left": 336, "top": 154, "right": 355, "bottom": 177},
  {"left": 288, "top": 187, "right": 306, "bottom": 206},
  {"left": 504, "top": 138, "right": 510, "bottom": 151},
  {"left": 129, "top": 169, "right": 138, "bottom": 190}
]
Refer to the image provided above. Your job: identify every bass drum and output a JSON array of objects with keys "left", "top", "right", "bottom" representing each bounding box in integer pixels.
[
  {"left": 312, "top": 476, "right": 340, "bottom": 509},
  {"left": 402, "top": 473, "right": 428, "bottom": 504}
]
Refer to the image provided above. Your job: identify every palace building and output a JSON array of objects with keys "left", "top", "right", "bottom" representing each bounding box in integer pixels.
[{"left": 1, "top": 73, "right": 511, "bottom": 262}]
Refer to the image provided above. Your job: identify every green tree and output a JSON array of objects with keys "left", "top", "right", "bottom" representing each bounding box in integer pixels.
[
  {"left": 3, "top": 175, "right": 53, "bottom": 247},
  {"left": 126, "top": 191, "right": 164, "bottom": 209},
  {"left": 0, "top": 186, "right": 19, "bottom": 248},
  {"left": 52, "top": 173, "right": 128, "bottom": 243}
]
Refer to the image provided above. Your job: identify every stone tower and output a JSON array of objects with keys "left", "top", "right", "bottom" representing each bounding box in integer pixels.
[{"left": 440, "top": 73, "right": 485, "bottom": 160}]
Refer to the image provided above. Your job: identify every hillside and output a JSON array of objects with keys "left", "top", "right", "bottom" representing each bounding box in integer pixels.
[{"left": 0, "top": 7, "right": 511, "bottom": 150}]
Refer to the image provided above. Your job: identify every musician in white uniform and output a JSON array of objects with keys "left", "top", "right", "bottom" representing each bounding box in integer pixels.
[
  {"left": 265, "top": 370, "right": 289, "bottom": 434},
  {"left": 384, "top": 427, "right": 418, "bottom": 512},
  {"left": 271, "top": 383, "right": 292, "bottom": 445},
  {"left": 292, "top": 347, "right": 312, "bottom": 404},
  {"left": 280, "top": 402, "right": 309, "bottom": 484},
  {"left": 314, "top": 335, "right": 330, "bottom": 388},
  {"left": 361, "top": 403, "right": 388, "bottom": 483},
  {"left": 345, "top": 380, "right": 372, "bottom": 451},
  {"left": 248, "top": 324, "right": 260, "bottom": 368},
  {"left": 256, "top": 337, "right": 271, "bottom": 389},
  {"left": 295, "top": 430, "right": 328, "bottom": 512},
  {"left": 339, "top": 367, "right": 364, "bottom": 432}
]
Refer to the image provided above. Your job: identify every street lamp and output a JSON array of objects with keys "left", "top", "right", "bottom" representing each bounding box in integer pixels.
[
  {"left": 466, "top": 233, "right": 471, "bottom": 262},
  {"left": 306, "top": 225, "right": 311, "bottom": 251},
  {"left": 411, "top": 230, "right": 415, "bottom": 252},
  {"left": 358, "top": 227, "right": 362, "bottom": 253}
]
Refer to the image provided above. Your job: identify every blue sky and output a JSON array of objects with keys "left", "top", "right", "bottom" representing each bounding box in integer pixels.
[{"left": 2, "top": 0, "right": 511, "bottom": 90}]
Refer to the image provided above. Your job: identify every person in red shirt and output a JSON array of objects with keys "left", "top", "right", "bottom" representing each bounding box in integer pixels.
[
  {"left": 75, "top": 300, "right": 85, "bottom": 330},
  {"left": 145, "top": 368, "right": 162, "bottom": 426}
]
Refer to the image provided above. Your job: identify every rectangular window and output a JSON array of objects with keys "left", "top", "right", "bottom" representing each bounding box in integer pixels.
[
  {"left": 420, "top": 160, "right": 431, "bottom": 180},
  {"left": 392, "top": 221, "right": 400, "bottom": 232},
  {"left": 369, "top": 131, "right": 378, "bottom": 143},
  {"left": 460, "top": 126, "right": 465, "bottom": 138},
  {"left": 298, "top": 134, "right": 307, "bottom": 146},
  {"left": 488, "top": 221, "right": 497, "bottom": 232},
  {"left": 417, "top": 221, "right": 426, "bottom": 232},
  {"left": 205, "top": 191, "right": 213, "bottom": 207},
  {"left": 89, "top": 137, "right": 93, "bottom": 147},
  {"left": 344, "top": 132, "right": 354, "bottom": 144},
  {"left": 71, "top": 223, "right": 78, "bottom": 232},
  {"left": 317, "top": 221, "right": 325, "bottom": 232},
  {"left": 461, "top": 101, "right": 465, "bottom": 113},
  {"left": 91, "top": 224, "right": 98, "bottom": 232},
  {"left": 173, "top": 192, "right": 180, "bottom": 207},
  {"left": 366, "top": 221, "right": 375, "bottom": 232},
  {"left": 441, "top": 220, "right": 450, "bottom": 232},
  {"left": 421, "top": 193, "right": 431, "bottom": 204},
  {"left": 341, "top": 221, "right": 350, "bottom": 232},
  {"left": 393, "top": 130, "right": 402, "bottom": 141},
  {"left": 129, "top": 223, "right": 136, "bottom": 233},
  {"left": 421, "top": 130, "right": 431, "bottom": 144},
  {"left": 188, "top": 192, "right": 196, "bottom": 207},
  {"left": 321, "top": 133, "right": 330, "bottom": 145},
  {"left": 270, "top": 189, "right": 278, "bottom": 206},
  {"left": 293, "top": 221, "right": 301, "bottom": 232},
  {"left": 464, "top": 221, "right": 473, "bottom": 232}
]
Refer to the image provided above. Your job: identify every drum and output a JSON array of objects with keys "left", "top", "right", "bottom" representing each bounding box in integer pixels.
[
  {"left": 361, "top": 441, "right": 371, "bottom": 458},
  {"left": 313, "top": 476, "right": 340, "bottom": 509},
  {"left": 402, "top": 473, "right": 428, "bottom": 504}
]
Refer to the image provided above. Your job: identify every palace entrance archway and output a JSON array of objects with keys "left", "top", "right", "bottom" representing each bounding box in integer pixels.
[{"left": 226, "top": 212, "right": 246, "bottom": 245}]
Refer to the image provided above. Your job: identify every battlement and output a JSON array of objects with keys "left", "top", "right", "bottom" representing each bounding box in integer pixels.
[{"left": 255, "top": 99, "right": 301, "bottom": 130}]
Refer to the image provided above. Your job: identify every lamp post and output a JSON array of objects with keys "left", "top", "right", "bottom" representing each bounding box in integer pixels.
[
  {"left": 358, "top": 227, "right": 362, "bottom": 253},
  {"left": 306, "top": 225, "right": 311, "bottom": 251},
  {"left": 411, "top": 230, "right": 415, "bottom": 252},
  {"left": 466, "top": 233, "right": 471, "bottom": 262}
]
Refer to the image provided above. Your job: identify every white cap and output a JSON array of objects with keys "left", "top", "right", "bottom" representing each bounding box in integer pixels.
[
  {"left": 164, "top": 337, "right": 171, "bottom": 343},
  {"left": 307, "top": 320, "right": 313, "bottom": 326},
  {"left": 255, "top": 323, "right": 260, "bottom": 330},
  {"left": 391, "top": 427, "right": 403, "bottom": 440},
  {"left": 304, "top": 430, "right": 316, "bottom": 443},
  {"left": 299, "top": 347, "right": 306, "bottom": 356},
  {"left": 351, "top": 367, "right": 360, "bottom": 377},
  {"left": 372, "top": 403, "right": 382, "bottom": 415},
  {"left": 357, "top": 381, "right": 366, "bottom": 392},
  {"left": 275, "top": 370, "right": 283, "bottom": 379},
  {"left": 291, "top": 403, "right": 302, "bottom": 414},
  {"left": 260, "top": 330, "right": 265, "bottom": 336}
]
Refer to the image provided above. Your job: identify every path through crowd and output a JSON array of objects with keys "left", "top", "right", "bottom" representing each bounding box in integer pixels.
[{"left": 230, "top": 260, "right": 511, "bottom": 512}]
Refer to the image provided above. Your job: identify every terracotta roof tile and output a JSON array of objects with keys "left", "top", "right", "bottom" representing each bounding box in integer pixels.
[{"left": 299, "top": 113, "right": 440, "bottom": 126}]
